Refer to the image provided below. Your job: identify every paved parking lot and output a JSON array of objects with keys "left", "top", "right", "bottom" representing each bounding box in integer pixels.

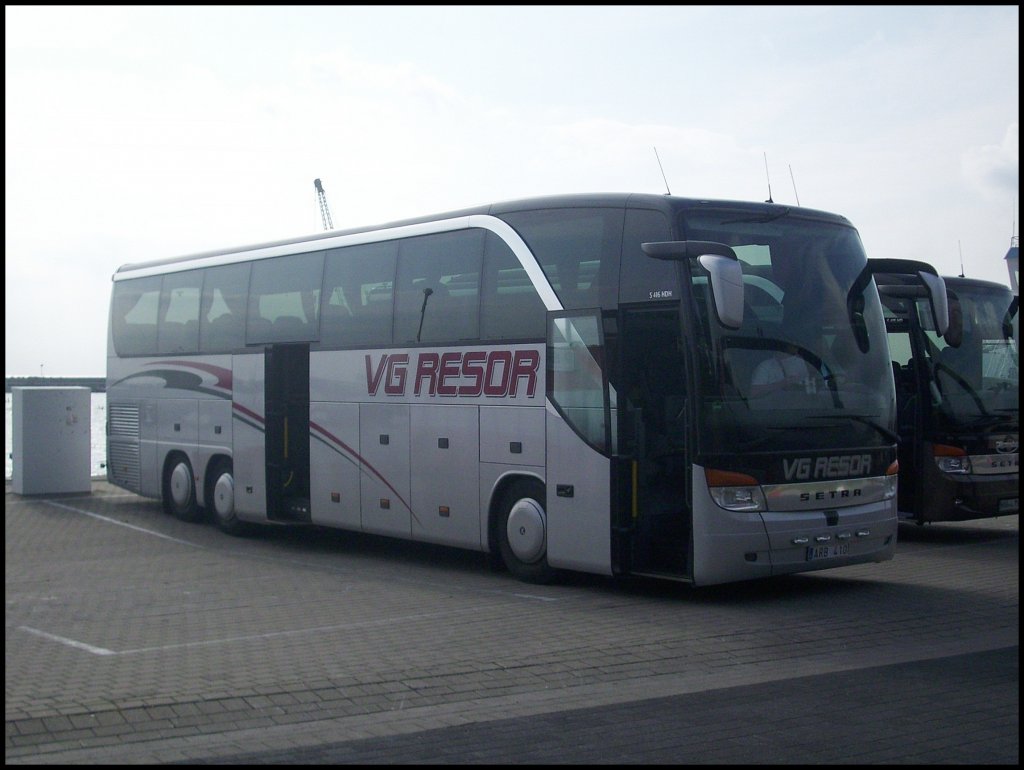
[{"left": 5, "top": 481, "right": 1019, "bottom": 764}]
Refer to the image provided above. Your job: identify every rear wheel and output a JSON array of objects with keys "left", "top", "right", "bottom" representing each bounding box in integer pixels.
[
  {"left": 497, "top": 479, "right": 556, "bottom": 584},
  {"left": 163, "top": 455, "right": 203, "bottom": 522},
  {"left": 208, "top": 458, "right": 249, "bottom": 536}
]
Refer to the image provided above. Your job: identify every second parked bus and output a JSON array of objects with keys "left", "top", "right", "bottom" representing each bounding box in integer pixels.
[{"left": 879, "top": 274, "right": 1019, "bottom": 523}]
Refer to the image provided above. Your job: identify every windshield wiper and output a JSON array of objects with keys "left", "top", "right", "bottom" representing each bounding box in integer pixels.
[
  {"left": 961, "top": 413, "right": 1016, "bottom": 430},
  {"left": 720, "top": 208, "right": 791, "bottom": 225},
  {"left": 416, "top": 286, "right": 434, "bottom": 343},
  {"left": 807, "top": 414, "right": 899, "bottom": 444}
]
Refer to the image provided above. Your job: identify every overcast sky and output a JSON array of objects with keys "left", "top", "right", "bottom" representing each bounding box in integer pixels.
[{"left": 5, "top": 5, "right": 1019, "bottom": 377}]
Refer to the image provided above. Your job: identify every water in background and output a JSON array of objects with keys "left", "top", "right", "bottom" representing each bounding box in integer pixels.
[{"left": 5, "top": 392, "right": 107, "bottom": 480}]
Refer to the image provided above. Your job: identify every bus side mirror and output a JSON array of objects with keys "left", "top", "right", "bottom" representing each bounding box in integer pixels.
[
  {"left": 917, "top": 272, "right": 949, "bottom": 338},
  {"left": 641, "top": 240, "right": 744, "bottom": 329},
  {"left": 848, "top": 294, "right": 869, "bottom": 353},
  {"left": 1003, "top": 296, "right": 1018, "bottom": 342},
  {"left": 944, "top": 295, "right": 963, "bottom": 348},
  {"left": 698, "top": 254, "right": 744, "bottom": 329},
  {"left": 861, "top": 259, "right": 949, "bottom": 344}
]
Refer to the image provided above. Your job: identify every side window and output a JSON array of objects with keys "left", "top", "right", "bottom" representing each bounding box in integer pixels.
[
  {"left": 319, "top": 241, "right": 398, "bottom": 347},
  {"left": 111, "top": 276, "right": 161, "bottom": 356},
  {"left": 480, "top": 231, "right": 546, "bottom": 340},
  {"left": 548, "top": 312, "right": 609, "bottom": 452},
  {"left": 247, "top": 251, "right": 324, "bottom": 344},
  {"left": 880, "top": 293, "right": 914, "bottom": 367},
  {"left": 502, "top": 208, "right": 622, "bottom": 310},
  {"left": 618, "top": 208, "right": 675, "bottom": 304},
  {"left": 886, "top": 331, "right": 914, "bottom": 367},
  {"left": 394, "top": 230, "right": 483, "bottom": 344},
  {"left": 157, "top": 270, "right": 202, "bottom": 354},
  {"left": 199, "top": 263, "right": 250, "bottom": 353}
]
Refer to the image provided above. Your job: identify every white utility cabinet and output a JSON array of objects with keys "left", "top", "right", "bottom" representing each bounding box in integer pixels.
[{"left": 11, "top": 387, "right": 92, "bottom": 495}]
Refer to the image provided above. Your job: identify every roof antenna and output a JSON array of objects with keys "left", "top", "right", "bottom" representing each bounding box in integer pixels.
[
  {"left": 958, "top": 240, "right": 965, "bottom": 278},
  {"left": 763, "top": 152, "right": 773, "bottom": 203},
  {"left": 789, "top": 164, "right": 800, "bottom": 206},
  {"left": 653, "top": 146, "right": 671, "bottom": 195}
]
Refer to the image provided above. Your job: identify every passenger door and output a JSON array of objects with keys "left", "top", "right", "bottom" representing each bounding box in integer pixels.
[
  {"left": 616, "top": 306, "right": 690, "bottom": 578},
  {"left": 545, "top": 311, "right": 613, "bottom": 574}
]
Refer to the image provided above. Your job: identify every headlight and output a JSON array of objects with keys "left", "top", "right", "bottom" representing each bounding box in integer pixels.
[
  {"left": 709, "top": 485, "right": 767, "bottom": 511},
  {"left": 705, "top": 468, "right": 766, "bottom": 512},
  {"left": 935, "top": 455, "right": 971, "bottom": 474},
  {"left": 933, "top": 444, "right": 970, "bottom": 474},
  {"left": 884, "top": 460, "right": 899, "bottom": 499}
]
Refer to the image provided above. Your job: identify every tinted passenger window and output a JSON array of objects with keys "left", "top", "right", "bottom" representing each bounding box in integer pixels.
[
  {"left": 247, "top": 251, "right": 324, "bottom": 344},
  {"left": 111, "top": 276, "right": 161, "bottom": 356},
  {"left": 320, "top": 241, "right": 397, "bottom": 348},
  {"left": 501, "top": 208, "right": 622, "bottom": 310},
  {"left": 394, "top": 230, "right": 483, "bottom": 344},
  {"left": 200, "top": 263, "right": 250, "bottom": 353},
  {"left": 157, "top": 270, "right": 202, "bottom": 354},
  {"left": 480, "top": 231, "right": 546, "bottom": 339}
]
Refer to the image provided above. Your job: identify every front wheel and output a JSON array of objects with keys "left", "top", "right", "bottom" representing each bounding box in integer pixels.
[
  {"left": 497, "top": 479, "right": 557, "bottom": 584},
  {"left": 163, "top": 456, "right": 203, "bottom": 522}
]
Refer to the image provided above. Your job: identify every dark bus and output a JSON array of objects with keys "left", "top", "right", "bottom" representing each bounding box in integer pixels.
[{"left": 878, "top": 274, "right": 1019, "bottom": 524}]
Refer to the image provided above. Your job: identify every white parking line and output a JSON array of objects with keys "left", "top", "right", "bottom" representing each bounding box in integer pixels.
[
  {"left": 41, "top": 500, "right": 201, "bottom": 547},
  {"left": 20, "top": 496, "right": 561, "bottom": 660},
  {"left": 512, "top": 592, "right": 560, "bottom": 602},
  {"left": 35, "top": 499, "right": 564, "bottom": 604},
  {"left": 18, "top": 606, "right": 489, "bottom": 657},
  {"left": 18, "top": 625, "right": 117, "bottom": 656}
]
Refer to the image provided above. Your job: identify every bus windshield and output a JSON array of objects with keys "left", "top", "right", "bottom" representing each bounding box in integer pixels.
[
  {"left": 680, "top": 207, "right": 894, "bottom": 455},
  {"left": 913, "top": 283, "right": 1018, "bottom": 429}
]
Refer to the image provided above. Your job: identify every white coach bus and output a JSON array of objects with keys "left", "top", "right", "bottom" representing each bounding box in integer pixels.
[{"left": 106, "top": 193, "right": 947, "bottom": 586}]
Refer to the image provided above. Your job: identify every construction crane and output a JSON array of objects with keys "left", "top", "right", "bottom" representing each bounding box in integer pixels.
[{"left": 314, "top": 178, "right": 334, "bottom": 231}]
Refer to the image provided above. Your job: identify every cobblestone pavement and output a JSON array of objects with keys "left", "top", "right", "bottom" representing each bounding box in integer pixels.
[
  {"left": 5, "top": 481, "right": 1019, "bottom": 764},
  {"left": 185, "top": 647, "right": 1018, "bottom": 765}
]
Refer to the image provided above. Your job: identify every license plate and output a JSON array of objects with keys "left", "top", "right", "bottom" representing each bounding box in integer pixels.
[
  {"left": 999, "top": 498, "right": 1018, "bottom": 513},
  {"left": 805, "top": 543, "right": 851, "bottom": 561}
]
